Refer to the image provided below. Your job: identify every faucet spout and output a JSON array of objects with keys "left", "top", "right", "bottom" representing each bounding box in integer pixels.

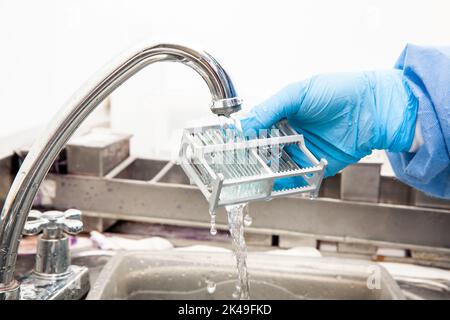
[{"left": 0, "top": 42, "right": 242, "bottom": 297}]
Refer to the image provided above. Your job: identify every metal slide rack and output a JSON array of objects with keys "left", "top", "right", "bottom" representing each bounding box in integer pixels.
[{"left": 179, "top": 121, "right": 328, "bottom": 212}]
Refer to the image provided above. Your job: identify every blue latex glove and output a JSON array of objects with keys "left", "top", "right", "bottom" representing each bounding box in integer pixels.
[{"left": 240, "top": 70, "right": 419, "bottom": 190}]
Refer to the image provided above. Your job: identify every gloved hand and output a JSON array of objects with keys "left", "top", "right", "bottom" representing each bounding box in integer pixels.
[{"left": 239, "top": 70, "right": 418, "bottom": 190}]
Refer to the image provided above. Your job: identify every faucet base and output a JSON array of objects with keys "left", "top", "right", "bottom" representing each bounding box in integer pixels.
[
  {"left": 0, "top": 280, "right": 20, "bottom": 300},
  {"left": 19, "top": 265, "right": 90, "bottom": 300}
]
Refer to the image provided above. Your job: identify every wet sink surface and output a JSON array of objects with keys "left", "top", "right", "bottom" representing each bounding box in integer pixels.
[{"left": 87, "top": 251, "right": 405, "bottom": 300}]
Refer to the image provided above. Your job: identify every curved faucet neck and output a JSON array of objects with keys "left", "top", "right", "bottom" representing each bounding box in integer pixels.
[{"left": 0, "top": 42, "right": 242, "bottom": 294}]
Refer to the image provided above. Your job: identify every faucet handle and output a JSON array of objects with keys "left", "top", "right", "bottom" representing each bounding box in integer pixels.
[
  {"left": 23, "top": 210, "right": 47, "bottom": 235},
  {"left": 23, "top": 209, "right": 83, "bottom": 237},
  {"left": 61, "top": 209, "right": 83, "bottom": 234}
]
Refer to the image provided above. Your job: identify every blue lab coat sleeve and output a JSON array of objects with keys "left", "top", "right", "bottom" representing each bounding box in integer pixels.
[{"left": 387, "top": 44, "right": 450, "bottom": 199}]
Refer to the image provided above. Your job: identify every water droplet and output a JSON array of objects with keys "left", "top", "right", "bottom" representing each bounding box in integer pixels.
[
  {"left": 206, "top": 280, "right": 216, "bottom": 294},
  {"left": 232, "top": 284, "right": 242, "bottom": 299},
  {"left": 243, "top": 214, "right": 252, "bottom": 227}
]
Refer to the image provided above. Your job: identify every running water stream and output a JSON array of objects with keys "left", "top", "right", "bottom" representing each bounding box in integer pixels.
[
  {"left": 226, "top": 203, "right": 251, "bottom": 300},
  {"left": 208, "top": 116, "right": 255, "bottom": 299}
]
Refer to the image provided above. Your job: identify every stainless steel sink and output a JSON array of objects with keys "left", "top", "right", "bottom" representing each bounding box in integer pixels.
[{"left": 87, "top": 251, "right": 405, "bottom": 300}]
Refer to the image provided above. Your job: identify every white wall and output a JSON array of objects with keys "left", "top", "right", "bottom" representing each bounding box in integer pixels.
[{"left": 1, "top": 0, "right": 449, "bottom": 159}]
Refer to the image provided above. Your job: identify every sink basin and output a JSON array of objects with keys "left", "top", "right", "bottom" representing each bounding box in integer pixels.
[{"left": 87, "top": 251, "right": 405, "bottom": 300}]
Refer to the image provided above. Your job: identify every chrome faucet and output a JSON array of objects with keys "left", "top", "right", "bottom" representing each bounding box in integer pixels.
[{"left": 0, "top": 42, "right": 242, "bottom": 299}]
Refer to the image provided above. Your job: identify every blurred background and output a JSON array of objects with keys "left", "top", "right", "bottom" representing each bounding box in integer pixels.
[{"left": 1, "top": 0, "right": 449, "bottom": 159}]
